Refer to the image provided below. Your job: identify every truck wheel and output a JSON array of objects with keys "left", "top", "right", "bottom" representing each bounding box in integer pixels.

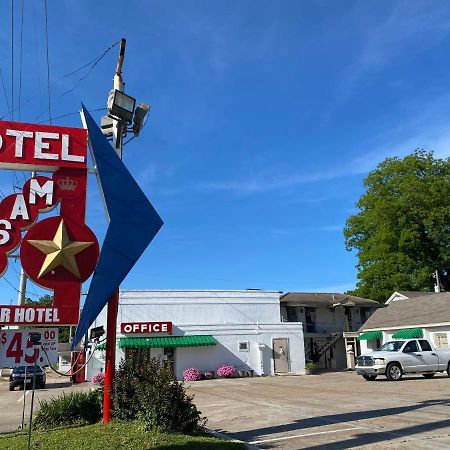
[
  {"left": 386, "top": 363, "right": 402, "bottom": 381},
  {"left": 362, "top": 374, "right": 377, "bottom": 381},
  {"left": 422, "top": 373, "right": 435, "bottom": 379}
]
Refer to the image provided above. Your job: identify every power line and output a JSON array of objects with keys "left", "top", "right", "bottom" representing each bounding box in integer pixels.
[
  {"left": 0, "top": 68, "right": 12, "bottom": 119},
  {"left": 1, "top": 41, "right": 119, "bottom": 121},
  {"left": 44, "top": 0, "right": 51, "bottom": 123},
  {"left": 18, "top": 0, "right": 24, "bottom": 120},
  {"left": 11, "top": 0, "right": 14, "bottom": 120},
  {"left": 36, "top": 107, "right": 106, "bottom": 124}
]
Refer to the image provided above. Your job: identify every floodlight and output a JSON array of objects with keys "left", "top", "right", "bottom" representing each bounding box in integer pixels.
[
  {"left": 90, "top": 326, "right": 105, "bottom": 341},
  {"left": 101, "top": 115, "right": 114, "bottom": 137},
  {"left": 133, "top": 103, "right": 151, "bottom": 136},
  {"left": 108, "top": 90, "right": 136, "bottom": 123}
]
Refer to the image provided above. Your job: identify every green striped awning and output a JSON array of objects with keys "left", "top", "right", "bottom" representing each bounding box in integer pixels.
[
  {"left": 118, "top": 335, "right": 216, "bottom": 349},
  {"left": 96, "top": 342, "right": 106, "bottom": 351},
  {"left": 357, "top": 330, "right": 382, "bottom": 341},
  {"left": 392, "top": 328, "right": 423, "bottom": 339}
]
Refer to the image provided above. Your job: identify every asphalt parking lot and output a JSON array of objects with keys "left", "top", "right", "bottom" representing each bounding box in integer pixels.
[
  {"left": 188, "top": 371, "right": 450, "bottom": 449},
  {"left": 0, "top": 372, "right": 92, "bottom": 433},
  {"left": 2, "top": 370, "right": 450, "bottom": 449}
]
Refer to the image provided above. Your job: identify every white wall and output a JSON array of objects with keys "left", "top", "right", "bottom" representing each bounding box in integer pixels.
[
  {"left": 118, "top": 290, "right": 282, "bottom": 325},
  {"left": 86, "top": 290, "right": 305, "bottom": 381}
]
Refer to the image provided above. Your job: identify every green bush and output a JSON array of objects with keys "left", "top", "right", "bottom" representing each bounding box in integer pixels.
[
  {"left": 34, "top": 389, "right": 102, "bottom": 429},
  {"left": 112, "top": 356, "right": 206, "bottom": 433}
]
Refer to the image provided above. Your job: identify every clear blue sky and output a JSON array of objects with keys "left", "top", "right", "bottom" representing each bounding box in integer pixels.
[{"left": 0, "top": 1, "right": 450, "bottom": 304}]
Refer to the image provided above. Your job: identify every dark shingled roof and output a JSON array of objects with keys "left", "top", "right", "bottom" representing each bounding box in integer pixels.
[
  {"left": 395, "top": 291, "right": 435, "bottom": 299},
  {"left": 280, "top": 292, "right": 381, "bottom": 308},
  {"left": 360, "top": 292, "right": 450, "bottom": 331}
]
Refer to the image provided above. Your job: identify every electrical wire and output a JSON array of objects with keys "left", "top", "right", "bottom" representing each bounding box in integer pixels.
[
  {"left": 0, "top": 67, "right": 12, "bottom": 119},
  {"left": 32, "top": 0, "right": 43, "bottom": 111},
  {"left": 11, "top": 0, "right": 14, "bottom": 120},
  {"left": 36, "top": 107, "right": 106, "bottom": 124},
  {"left": 44, "top": 0, "right": 51, "bottom": 124},
  {"left": 18, "top": 0, "right": 24, "bottom": 121},
  {"left": 41, "top": 342, "right": 100, "bottom": 377},
  {"left": 4, "top": 41, "right": 119, "bottom": 121}
]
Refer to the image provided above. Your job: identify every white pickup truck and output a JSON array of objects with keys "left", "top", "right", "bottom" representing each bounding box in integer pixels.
[{"left": 356, "top": 338, "right": 450, "bottom": 381}]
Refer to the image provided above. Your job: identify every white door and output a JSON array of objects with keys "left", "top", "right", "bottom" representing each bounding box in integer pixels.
[{"left": 273, "top": 338, "right": 289, "bottom": 373}]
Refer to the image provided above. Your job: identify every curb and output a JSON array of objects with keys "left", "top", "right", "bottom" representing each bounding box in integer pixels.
[{"left": 206, "top": 428, "right": 262, "bottom": 450}]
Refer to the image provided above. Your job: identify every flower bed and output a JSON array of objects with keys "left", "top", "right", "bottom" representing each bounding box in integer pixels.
[
  {"left": 91, "top": 372, "right": 105, "bottom": 385},
  {"left": 182, "top": 367, "right": 202, "bottom": 381},
  {"left": 217, "top": 365, "right": 237, "bottom": 378}
]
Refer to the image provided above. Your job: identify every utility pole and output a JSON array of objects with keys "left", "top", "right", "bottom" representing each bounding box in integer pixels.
[
  {"left": 433, "top": 270, "right": 441, "bottom": 293},
  {"left": 102, "top": 38, "right": 126, "bottom": 425},
  {"left": 17, "top": 171, "right": 36, "bottom": 307}
]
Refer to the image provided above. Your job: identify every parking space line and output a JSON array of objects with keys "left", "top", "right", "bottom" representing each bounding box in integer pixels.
[
  {"left": 17, "top": 391, "right": 31, "bottom": 402},
  {"left": 249, "top": 427, "right": 362, "bottom": 445}
]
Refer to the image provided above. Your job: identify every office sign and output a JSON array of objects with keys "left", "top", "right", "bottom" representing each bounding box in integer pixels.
[{"left": 120, "top": 321, "right": 172, "bottom": 334}]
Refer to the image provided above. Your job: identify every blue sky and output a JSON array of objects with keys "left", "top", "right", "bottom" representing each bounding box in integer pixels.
[{"left": 1, "top": 1, "right": 450, "bottom": 304}]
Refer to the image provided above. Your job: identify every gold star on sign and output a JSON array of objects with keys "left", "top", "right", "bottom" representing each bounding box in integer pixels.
[{"left": 27, "top": 219, "right": 94, "bottom": 279}]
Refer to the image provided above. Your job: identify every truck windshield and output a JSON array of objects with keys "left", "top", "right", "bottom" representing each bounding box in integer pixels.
[{"left": 377, "top": 341, "right": 405, "bottom": 352}]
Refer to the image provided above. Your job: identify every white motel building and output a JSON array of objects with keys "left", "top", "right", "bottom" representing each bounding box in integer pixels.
[{"left": 86, "top": 290, "right": 305, "bottom": 380}]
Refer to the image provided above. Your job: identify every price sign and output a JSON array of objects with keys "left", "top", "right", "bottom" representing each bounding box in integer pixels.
[{"left": 0, "top": 328, "right": 58, "bottom": 368}]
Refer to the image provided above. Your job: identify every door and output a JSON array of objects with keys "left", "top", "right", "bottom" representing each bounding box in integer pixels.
[
  {"left": 417, "top": 340, "right": 439, "bottom": 371},
  {"left": 305, "top": 308, "right": 316, "bottom": 333},
  {"left": 401, "top": 340, "right": 423, "bottom": 372},
  {"left": 273, "top": 338, "right": 290, "bottom": 373}
]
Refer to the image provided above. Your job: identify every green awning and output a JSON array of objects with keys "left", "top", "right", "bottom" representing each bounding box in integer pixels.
[
  {"left": 96, "top": 342, "right": 106, "bottom": 351},
  {"left": 392, "top": 328, "right": 423, "bottom": 339},
  {"left": 357, "top": 330, "right": 382, "bottom": 341},
  {"left": 118, "top": 335, "right": 216, "bottom": 349}
]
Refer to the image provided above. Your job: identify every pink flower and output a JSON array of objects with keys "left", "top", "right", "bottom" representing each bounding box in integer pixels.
[
  {"left": 91, "top": 371, "right": 105, "bottom": 384},
  {"left": 182, "top": 368, "right": 201, "bottom": 381},
  {"left": 217, "top": 365, "right": 237, "bottom": 378}
]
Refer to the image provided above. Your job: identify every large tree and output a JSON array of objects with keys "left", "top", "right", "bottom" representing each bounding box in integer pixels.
[{"left": 344, "top": 150, "right": 450, "bottom": 302}]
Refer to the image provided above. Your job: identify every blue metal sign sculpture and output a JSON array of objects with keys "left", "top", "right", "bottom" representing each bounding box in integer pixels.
[{"left": 72, "top": 106, "right": 163, "bottom": 349}]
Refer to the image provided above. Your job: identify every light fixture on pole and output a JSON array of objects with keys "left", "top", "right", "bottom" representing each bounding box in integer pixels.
[
  {"left": 108, "top": 90, "right": 136, "bottom": 123},
  {"left": 133, "top": 103, "right": 150, "bottom": 136}
]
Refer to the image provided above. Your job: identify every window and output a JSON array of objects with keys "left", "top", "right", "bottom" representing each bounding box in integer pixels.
[
  {"left": 434, "top": 333, "right": 449, "bottom": 349},
  {"left": 360, "top": 308, "right": 370, "bottom": 324},
  {"left": 287, "top": 306, "right": 298, "bottom": 322},
  {"left": 403, "top": 341, "right": 419, "bottom": 353},
  {"left": 239, "top": 342, "right": 249, "bottom": 352},
  {"left": 305, "top": 307, "right": 316, "bottom": 333},
  {"left": 418, "top": 340, "right": 432, "bottom": 352}
]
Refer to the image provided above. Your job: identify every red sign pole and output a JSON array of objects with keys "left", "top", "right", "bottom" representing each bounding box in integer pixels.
[{"left": 102, "top": 289, "right": 119, "bottom": 424}]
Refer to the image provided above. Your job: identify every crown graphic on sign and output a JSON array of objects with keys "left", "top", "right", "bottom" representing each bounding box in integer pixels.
[{"left": 57, "top": 177, "right": 78, "bottom": 191}]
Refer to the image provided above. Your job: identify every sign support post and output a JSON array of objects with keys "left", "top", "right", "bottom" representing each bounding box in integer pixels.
[
  {"left": 103, "top": 38, "right": 126, "bottom": 424},
  {"left": 103, "top": 289, "right": 118, "bottom": 424}
]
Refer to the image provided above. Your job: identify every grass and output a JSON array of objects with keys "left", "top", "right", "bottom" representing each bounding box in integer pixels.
[{"left": 0, "top": 420, "right": 247, "bottom": 450}]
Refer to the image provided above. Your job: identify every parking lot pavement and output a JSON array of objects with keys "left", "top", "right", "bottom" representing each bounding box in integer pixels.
[
  {"left": 188, "top": 371, "right": 450, "bottom": 449},
  {"left": 0, "top": 372, "right": 93, "bottom": 433}
]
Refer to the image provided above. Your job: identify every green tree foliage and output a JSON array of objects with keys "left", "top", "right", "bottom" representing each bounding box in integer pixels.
[
  {"left": 25, "top": 295, "right": 71, "bottom": 342},
  {"left": 344, "top": 150, "right": 450, "bottom": 302}
]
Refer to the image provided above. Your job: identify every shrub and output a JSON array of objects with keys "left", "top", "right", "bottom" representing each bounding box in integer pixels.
[
  {"left": 182, "top": 367, "right": 201, "bottom": 381},
  {"left": 217, "top": 364, "right": 237, "bottom": 378},
  {"left": 112, "top": 355, "right": 206, "bottom": 433},
  {"left": 34, "top": 390, "right": 102, "bottom": 429},
  {"left": 91, "top": 371, "right": 105, "bottom": 384},
  {"left": 305, "top": 361, "right": 319, "bottom": 374}
]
